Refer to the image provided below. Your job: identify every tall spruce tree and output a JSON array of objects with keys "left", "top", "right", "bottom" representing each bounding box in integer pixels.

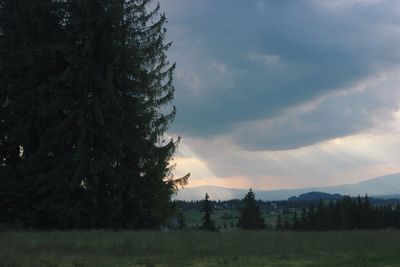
[
  {"left": 237, "top": 189, "right": 266, "bottom": 230},
  {"left": 0, "top": 0, "right": 187, "bottom": 229},
  {"left": 200, "top": 193, "right": 216, "bottom": 231},
  {"left": 0, "top": 0, "right": 71, "bottom": 227}
]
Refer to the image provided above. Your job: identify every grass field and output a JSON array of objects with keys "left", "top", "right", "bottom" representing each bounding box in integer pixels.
[{"left": 1, "top": 230, "right": 400, "bottom": 267}]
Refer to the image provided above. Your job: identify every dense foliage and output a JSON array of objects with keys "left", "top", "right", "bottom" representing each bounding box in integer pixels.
[
  {"left": 0, "top": 0, "right": 187, "bottom": 229},
  {"left": 282, "top": 195, "right": 400, "bottom": 231},
  {"left": 237, "top": 189, "right": 266, "bottom": 230}
]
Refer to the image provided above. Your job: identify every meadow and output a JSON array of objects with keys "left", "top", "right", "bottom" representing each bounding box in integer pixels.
[{"left": 1, "top": 230, "right": 400, "bottom": 267}]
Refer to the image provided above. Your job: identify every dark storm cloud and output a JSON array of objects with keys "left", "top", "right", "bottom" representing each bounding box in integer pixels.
[
  {"left": 233, "top": 75, "right": 400, "bottom": 150},
  {"left": 163, "top": 0, "right": 400, "bottom": 148}
]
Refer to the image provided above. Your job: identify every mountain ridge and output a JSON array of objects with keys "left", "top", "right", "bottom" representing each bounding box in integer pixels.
[{"left": 176, "top": 172, "right": 400, "bottom": 201}]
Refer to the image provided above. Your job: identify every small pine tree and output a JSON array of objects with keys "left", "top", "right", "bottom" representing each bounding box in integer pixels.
[
  {"left": 283, "top": 218, "right": 291, "bottom": 230},
  {"left": 222, "top": 212, "right": 228, "bottom": 229},
  {"left": 177, "top": 212, "right": 186, "bottom": 230},
  {"left": 299, "top": 208, "right": 307, "bottom": 230},
  {"left": 237, "top": 189, "right": 266, "bottom": 230},
  {"left": 293, "top": 212, "right": 300, "bottom": 230},
  {"left": 276, "top": 214, "right": 283, "bottom": 230},
  {"left": 316, "top": 199, "right": 326, "bottom": 230},
  {"left": 200, "top": 193, "right": 216, "bottom": 231}
]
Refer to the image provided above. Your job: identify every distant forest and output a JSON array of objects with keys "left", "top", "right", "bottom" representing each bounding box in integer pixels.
[{"left": 175, "top": 193, "right": 400, "bottom": 231}]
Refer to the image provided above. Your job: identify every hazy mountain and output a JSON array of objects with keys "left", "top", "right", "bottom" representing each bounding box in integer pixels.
[{"left": 176, "top": 172, "right": 400, "bottom": 201}]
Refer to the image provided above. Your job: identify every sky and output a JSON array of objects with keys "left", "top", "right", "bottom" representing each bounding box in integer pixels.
[{"left": 161, "top": 0, "right": 400, "bottom": 190}]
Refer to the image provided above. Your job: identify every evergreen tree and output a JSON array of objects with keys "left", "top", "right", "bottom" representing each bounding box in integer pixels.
[
  {"left": 199, "top": 193, "right": 216, "bottom": 231},
  {"left": 0, "top": 0, "right": 188, "bottom": 229},
  {"left": 307, "top": 203, "right": 316, "bottom": 230},
  {"left": 316, "top": 199, "right": 326, "bottom": 230},
  {"left": 237, "top": 189, "right": 266, "bottom": 230},
  {"left": 222, "top": 212, "right": 228, "bottom": 229},
  {"left": 176, "top": 212, "right": 186, "bottom": 230},
  {"left": 275, "top": 214, "right": 283, "bottom": 230},
  {"left": 299, "top": 208, "right": 307, "bottom": 230},
  {"left": 292, "top": 212, "right": 300, "bottom": 230},
  {"left": 0, "top": 0, "right": 71, "bottom": 227}
]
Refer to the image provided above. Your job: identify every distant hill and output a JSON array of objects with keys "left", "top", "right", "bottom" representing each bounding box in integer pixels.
[
  {"left": 176, "top": 172, "right": 400, "bottom": 201},
  {"left": 288, "top": 192, "right": 343, "bottom": 201}
]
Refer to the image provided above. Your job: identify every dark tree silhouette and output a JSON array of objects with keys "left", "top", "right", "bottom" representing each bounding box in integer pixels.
[
  {"left": 237, "top": 189, "right": 266, "bottom": 230},
  {"left": 0, "top": 0, "right": 188, "bottom": 229},
  {"left": 199, "top": 193, "right": 216, "bottom": 231},
  {"left": 176, "top": 212, "right": 186, "bottom": 230},
  {"left": 289, "top": 195, "right": 400, "bottom": 231},
  {"left": 275, "top": 214, "right": 283, "bottom": 230}
]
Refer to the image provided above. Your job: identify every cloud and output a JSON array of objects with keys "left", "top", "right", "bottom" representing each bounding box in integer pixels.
[
  {"left": 232, "top": 68, "right": 400, "bottom": 150},
  {"left": 162, "top": 0, "right": 400, "bottom": 190},
  {"left": 163, "top": 0, "right": 400, "bottom": 149},
  {"left": 174, "top": 132, "right": 400, "bottom": 189},
  {"left": 313, "top": 0, "right": 385, "bottom": 10}
]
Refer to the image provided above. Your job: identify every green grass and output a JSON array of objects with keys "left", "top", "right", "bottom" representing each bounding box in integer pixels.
[{"left": 1, "top": 230, "right": 400, "bottom": 266}]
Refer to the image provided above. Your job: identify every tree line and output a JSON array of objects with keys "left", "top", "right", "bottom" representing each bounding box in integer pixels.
[
  {"left": 175, "top": 195, "right": 399, "bottom": 214},
  {"left": 277, "top": 195, "right": 400, "bottom": 231},
  {"left": 176, "top": 191, "right": 400, "bottom": 231}
]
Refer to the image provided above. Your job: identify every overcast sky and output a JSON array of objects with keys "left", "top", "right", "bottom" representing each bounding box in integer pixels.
[{"left": 162, "top": 0, "right": 400, "bottom": 190}]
